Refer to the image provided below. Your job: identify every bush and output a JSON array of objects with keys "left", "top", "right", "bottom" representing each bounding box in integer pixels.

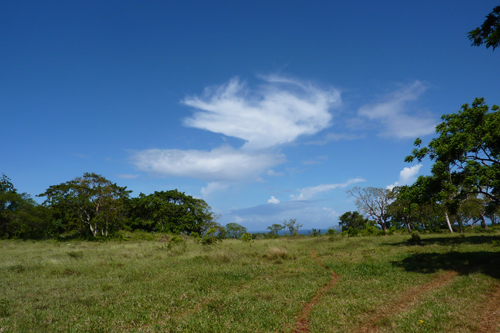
[
  {"left": 387, "top": 226, "right": 397, "bottom": 235},
  {"left": 199, "top": 227, "right": 222, "bottom": 245},
  {"left": 241, "top": 233, "right": 252, "bottom": 242},
  {"left": 408, "top": 232, "right": 421, "bottom": 244},
  {"left": 360, "top": 225, "right": 379, "bottom": 236},
  {"left": 347, "top": 227, "right": 359, "bottom": 237}
]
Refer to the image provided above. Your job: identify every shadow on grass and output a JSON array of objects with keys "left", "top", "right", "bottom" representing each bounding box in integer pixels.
[
  {"left": 392, "top": 251, "right": 500, "bottom": 279},
  {"left": 388, "top": 235, "right": 500, "bottom": 247}
]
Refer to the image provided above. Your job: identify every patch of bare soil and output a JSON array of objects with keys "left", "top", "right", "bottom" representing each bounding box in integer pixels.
[
  {"left": 354, "top": 270, "right": 458, "bottom": 333},
  {"left": 293, "top": 249, "right": 340, "bottom": 333},
  {"left": 477, "top": 283, "right": 500, "bottom": 333}
]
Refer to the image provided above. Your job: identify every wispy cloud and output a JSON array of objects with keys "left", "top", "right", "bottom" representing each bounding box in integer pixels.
[
  {"left": 386, "top": 164, "right": 423, "bottom": 190},
  {"left": 358, "top": 81, "right": 437, "bottom": 138},
  {"left": 267, "top": 169, "right": 284, "bottom": 177},
  {"left": 290, "top": 178, "right": 366, "bottom": 201},
  {"left": 182, "top": 76, "right": 341, "bottom": 150},
  {"left": 130, "top": 75, "right": 342, "bottom": 194},
  {"left": 131, "top": 146, "right": 286, "bottom": 182}
]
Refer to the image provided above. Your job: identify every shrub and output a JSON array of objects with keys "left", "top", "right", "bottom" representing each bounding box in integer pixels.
[
  {"left": 360, "top": 225, "right": 379, "bottom": 236},
  {"left": 347, "top": 227, "right": 359, "bottom": 237},
  {"left": 387, "top": 226, "right": 397, "bottom": 235},
  {"left": 199, "top": 227, "right": 223, "bottom": 245},
  {"left": 408, "top": 232, "right": 421, "bottom": 244},
  {"left": 241, "top": 233, "right": 252, "bottom": 242}
]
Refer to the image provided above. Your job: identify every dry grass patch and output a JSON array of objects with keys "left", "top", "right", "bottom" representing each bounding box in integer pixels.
[{"left": 268, "top": 247, "right": 288, "bottom": 260}]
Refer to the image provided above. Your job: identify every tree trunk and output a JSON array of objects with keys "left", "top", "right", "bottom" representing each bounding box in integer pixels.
[
  {"left": 89, "top": 224, "right": 97, "bottom": 237},
  {"left": 379, "top": 220, "right": 387, "bottom": 233},
  {"left": 444, "top": 212, "right": 454, "bottom": 233},
  {"left": 457, "top": 217, "right": 463, "bottom": 233},
  {"left": 479, "top": 213, "right": 487, "bottom": 230},
  {"left": 405, "top": 215, "right": 411, "bottom": 233}
]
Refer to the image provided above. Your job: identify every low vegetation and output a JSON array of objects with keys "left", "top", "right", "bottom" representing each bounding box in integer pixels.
[{"left": 1, "top": 230, "right": 499, "bottom": 332}]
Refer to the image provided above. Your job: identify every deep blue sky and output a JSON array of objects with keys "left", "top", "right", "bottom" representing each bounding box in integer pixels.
[{"left": 2, "top": 1, "right": 498, "bottom": 230}]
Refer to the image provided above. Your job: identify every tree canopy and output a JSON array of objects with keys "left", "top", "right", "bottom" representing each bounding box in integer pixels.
[
  {"left": 338, "top": 211, "right": 370, "bottom": 232},
  {"left": 39, "top": 173, "right": 132, "bottom": 237},
  {"left": 405, "top": 98, "right": 500, "bottom": 211},
  {"left": 347, "top": 187, "right": 392, "bottom": 232},
  {"left": 468, "top": 6, "right": 500, "bottom": 50},
  {"left": 225, "top": 222, "right": 247, "bottom": 238}
]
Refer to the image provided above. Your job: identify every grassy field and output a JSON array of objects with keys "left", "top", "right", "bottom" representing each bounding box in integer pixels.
[{"left": 1, "top": 232, "right": 500, "bottom": 332}]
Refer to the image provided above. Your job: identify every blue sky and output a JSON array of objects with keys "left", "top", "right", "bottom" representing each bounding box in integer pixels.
[{"left": 2, "top": 1, "right": 499, "bottom": 231}]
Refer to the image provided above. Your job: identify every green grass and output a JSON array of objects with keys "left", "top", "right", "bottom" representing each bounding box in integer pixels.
[{"left": 1, "top": 232, "right": 499, "bottom": 332}]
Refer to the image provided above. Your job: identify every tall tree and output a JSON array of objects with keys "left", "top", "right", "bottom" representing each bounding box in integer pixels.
[
  {"left": 387, "top": 186, "right": 418, "bottom": 233},
  {"left": 0, "top": 174, "right": 20, "bottom": 236},
  {"left": 267, "top": 223, "right": 284, "bottom": 237},
  {"left": 282, "top": 219, "right": 303, "bottom": 236},
  {"left": 347, "top": 187, "right": 392, "bottom": 233},
  {"left": 39, "top": 173, "right": 131, "bottom": 237},
  {"left": 0, "top": 174, "right": 55, "bottom": 238},
  {"left": 405, "top": 98, "right": 500, "bottom": 216},
  {"left": 468, "top": 6, "right": 500, "bottom": 50},
  {"left": 407, "top": 175, "right": 456, "bottom": 233}
]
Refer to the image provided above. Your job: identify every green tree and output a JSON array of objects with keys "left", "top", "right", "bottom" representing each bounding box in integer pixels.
[
  {"left": 282, "top": 218, "right": 302, "bottom": 236},
  {"left": 39, "top": 173, "right": 131, "bottom": 237},
  {"left": 0, "top": 174, "right": 22, "bottom": 236},
  {"left": 347, "top": 187, "right": 392, "bottom": 233},
  {"left": 266, "top": 223, "right": 284, "bottom": 237},
  {"left": 388, "top": 186, "right": 422, "bottom": 233},
  {"left": 225, "top": 222, "right": 247, "bottom": 238},
  {"left": 0, "top": 174, "right": 55, "bottom": 238},
  {"left": 405, "top": 175, "right": 455, "bottom": 233},
  {"left": 405, "top": 98, "right": 500, "bottom": 216},
  {"left": 338, "top": 211, "right": 369, "bottom": 232},
  {"left": 128, "top": 190, "right": 217, "bottom": 235},
  {"left": 468, "top": 6, "right": 500, "bottom": 50}
]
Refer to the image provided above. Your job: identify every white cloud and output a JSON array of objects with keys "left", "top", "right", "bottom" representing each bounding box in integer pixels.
[
  {"left": 268, "top": 196, "right": 280, "bottom": 204},
  {"left": 358, "top": 81, "right": 437, "bottom": 138},
  {"left": 290, "top": 178, "right": 366, "bottom": 201},
  {"left": 131, "top": 145, "right": 286, "bottom": 182},
  {"left": 267, "top": 169, "right": 284, "bottom": 177},
  {"left": 386, "top": 164, "right": 423, "bottom": 190},
  {"left": 182, "top": 76, "right": 341, "bottom": 150}
]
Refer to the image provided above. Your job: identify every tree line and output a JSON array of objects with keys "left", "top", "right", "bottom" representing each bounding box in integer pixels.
[
  {"left": 340, "top": 97, "right": 500, "bottom": 235},
  {"left": 0, "top": 172, "right": 219, "bottom": 239},
  {"left": 339, "top": 7, "right": 500, "bottom": 235}
]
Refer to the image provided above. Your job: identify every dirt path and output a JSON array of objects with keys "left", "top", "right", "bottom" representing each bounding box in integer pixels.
[
  {"left": 354, "top": 270, "right": 458, "bottom": 333},
  {"left": 293, "top": 249, "right": 340, "bottom": 333},
  {"left": 477, "top": 283, "right": 500, "bottom": 333}
]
